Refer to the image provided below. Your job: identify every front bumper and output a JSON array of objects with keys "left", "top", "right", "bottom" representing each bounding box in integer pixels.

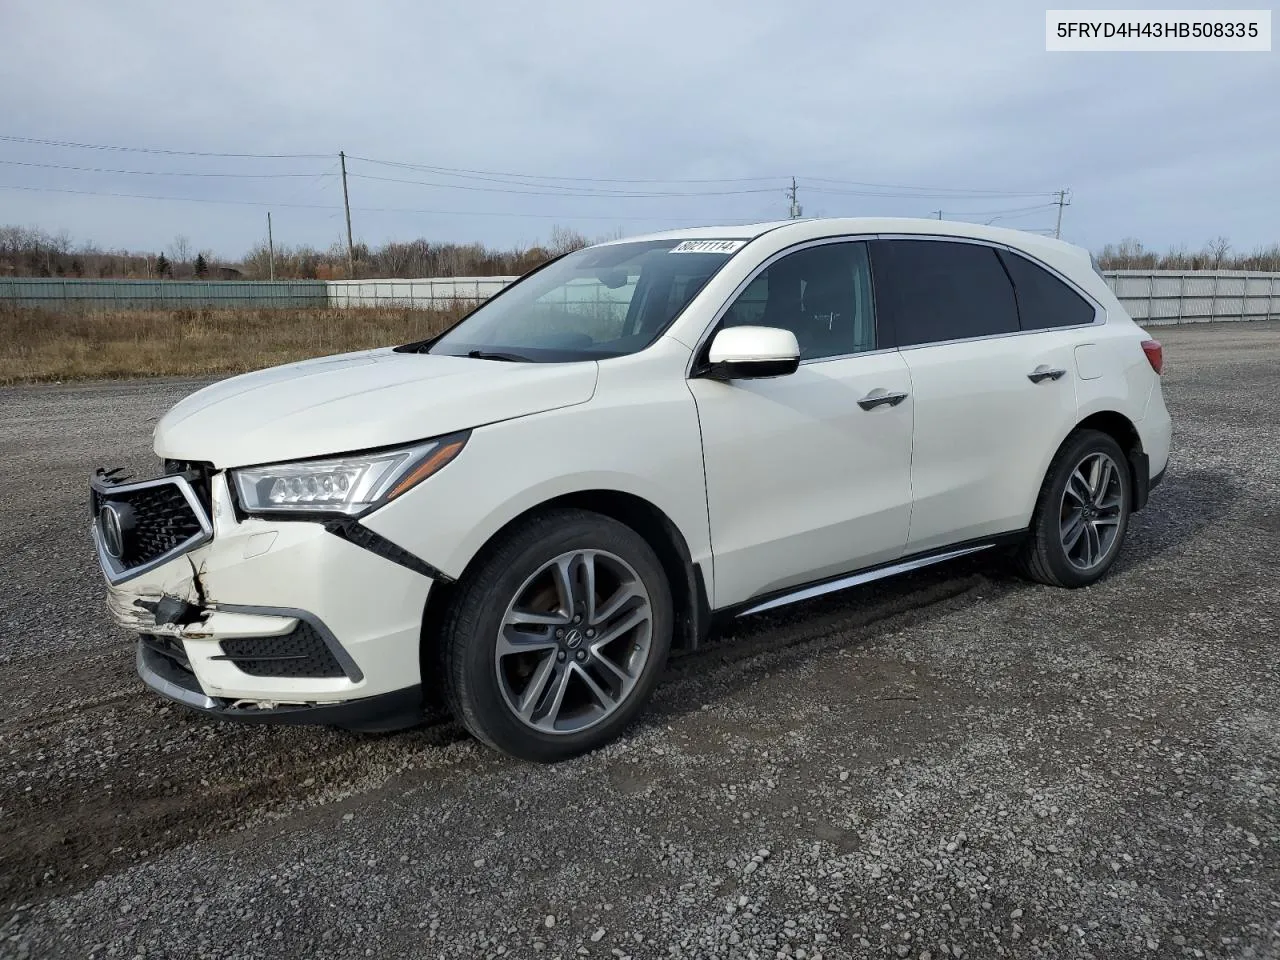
[
  {"left": 97, "top": 470, "right": 435, "bottom": 728},
  {"left": 136, "top": 641, "right": 424, "bottom": 731}
]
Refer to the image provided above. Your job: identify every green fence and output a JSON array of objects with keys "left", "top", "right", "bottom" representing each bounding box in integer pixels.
[{"left": 0, "top": 278, "right": 328, "bottom": 309}]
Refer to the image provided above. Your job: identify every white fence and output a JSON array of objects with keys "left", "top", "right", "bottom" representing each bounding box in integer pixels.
[
  {"left": 1105, "top": 270, "right": 1280, "bottom": 325},
  {"left": 325, "top": 277, "right": 517, "bottom": 308},
  {"left": 324, "top": 270, "right": 1280, "bottom": 327}
]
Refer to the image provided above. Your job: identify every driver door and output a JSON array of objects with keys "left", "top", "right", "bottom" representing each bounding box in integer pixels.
[{"left": 688, "top": 239, "right": 914, "bottom": 609}]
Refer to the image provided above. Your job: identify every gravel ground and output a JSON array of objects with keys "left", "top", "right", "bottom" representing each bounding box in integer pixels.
[{"left": 1, "top": 322, "right": 1278, "bottom": 960}]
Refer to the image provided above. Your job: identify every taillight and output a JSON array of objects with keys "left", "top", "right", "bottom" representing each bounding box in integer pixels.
[{"left": 1141, "top": 339, "right": 1163, "bottom": 375}]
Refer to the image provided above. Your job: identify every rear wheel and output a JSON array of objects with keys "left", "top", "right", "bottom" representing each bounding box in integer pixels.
[
  {"left": 441, "top": 508, "right": 672, "bottom": 762},
  {"left": 1017, "top": 429, "right": 1132, "bottom": 588}
]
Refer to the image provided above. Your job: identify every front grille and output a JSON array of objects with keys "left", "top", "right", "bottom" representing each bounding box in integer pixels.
[
  {"left": 218, "top": 621, "right": 346, "bottom": 678},
  {"left": 92, "top": 471, "right": 212, "bottom": 580},
  {"left": 120, "top": 484, "right": 204, "bottom": 565},
  {"left": 164, "top": 460, "right": 214, "bottom": 516}
]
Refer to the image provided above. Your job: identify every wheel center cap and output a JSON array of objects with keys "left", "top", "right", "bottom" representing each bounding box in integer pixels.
[{"left": 564, "top": 628, "right": 584, "bottom": 650}]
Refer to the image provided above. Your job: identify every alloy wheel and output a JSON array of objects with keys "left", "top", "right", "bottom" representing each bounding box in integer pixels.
[
  {"left": 1059, "top": 451, "right": 1124, "bottom": 570},
  {"left": 494, "top": 549, "right": 653, "bottom": 735}
]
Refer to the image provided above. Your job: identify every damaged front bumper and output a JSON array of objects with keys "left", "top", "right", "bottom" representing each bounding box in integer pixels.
[
  {"left": 93, "top": 468, "right": 434, "bottom": 731},
  {"left": 135, "top": 639, "right": 425, "bottom": 732}
]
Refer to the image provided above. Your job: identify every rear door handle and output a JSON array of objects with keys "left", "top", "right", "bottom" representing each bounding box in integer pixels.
[
  {"left": 857, "top": 389, "right": 909, "bottom": 411},
  {"left": 1027, "top": 365, "right": 1067, "bottom": 384}
]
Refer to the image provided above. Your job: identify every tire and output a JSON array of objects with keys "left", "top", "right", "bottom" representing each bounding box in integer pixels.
[
  {"left": 441, "top": 507, "right": 673, "bottom": 762},
  {"left": 1016, "top": 429, "right": 1132, "bottom": 588}
]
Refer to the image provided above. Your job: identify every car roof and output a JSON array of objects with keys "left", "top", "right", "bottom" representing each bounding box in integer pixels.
[{"left": 603, "top": 217, "right": 1090, "bottom": 265}]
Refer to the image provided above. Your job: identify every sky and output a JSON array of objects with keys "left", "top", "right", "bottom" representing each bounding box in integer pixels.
[{"left": 0, "top": 0, "right": 1275, "bottom": 260}]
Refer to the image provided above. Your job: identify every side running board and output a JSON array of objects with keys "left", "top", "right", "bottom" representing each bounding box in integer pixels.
[{"left": 737, "top": 543, "right": 996, "bottom": 617}]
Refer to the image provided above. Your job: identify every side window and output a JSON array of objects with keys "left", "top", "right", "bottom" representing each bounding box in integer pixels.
[
  {"left": 997, "top": 250, "right": 1096, "bottom": 329},
  {"left": 720, "top": 241, "right": 876, "bottom": 360},
  {"left": 870, "top": 239, "right": 1018, "bottom": 347}
]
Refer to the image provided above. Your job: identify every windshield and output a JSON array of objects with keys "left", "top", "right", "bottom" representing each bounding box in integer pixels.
[{"left": 426, "top": 239, "right": 744, "bottom": 362}]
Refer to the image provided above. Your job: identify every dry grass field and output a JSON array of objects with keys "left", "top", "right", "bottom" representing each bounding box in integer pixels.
[{"left": 0, "top": 303, "right": 472, "bottom": 384}]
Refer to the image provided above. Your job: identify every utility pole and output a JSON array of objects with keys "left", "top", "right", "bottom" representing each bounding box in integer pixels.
[
  {"left": 340, "top": 150, "right": 355, "bottom": 278},
  {"left": 933, "top": 210, "right": 943, "bottom": 220},
  {"left": 787, "top": 177, "right": 802, "bottom": 219},
  {"left": 1054, "top": 188, "right": 1071, "bottom": 239},
  {"left": 267, "top": 211, "right": 275, "bottom": 281}
]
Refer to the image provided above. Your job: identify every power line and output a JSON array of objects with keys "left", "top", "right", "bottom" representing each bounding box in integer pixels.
[
  {"left": 0, "top": 133, "right": 1074, "bottom": 231},
  {"left": 0, "top": 134, "right": 330, "bottom": 159},
  {"left": 347, "top": 154, "right": 1059, "bottom": 199},
  {"left": 0, "top": 158, "right": 334, "bottom": 178},
  {"left": 800, "top": 175, "right": 1059, "bottom": 198},
  {"left": 346, "top": 154, "right": 786, "bottom": 185},
  {"left": 935, "top": 203, "right": 1059, "bottom": 219},
  {"left": 275, "top": 159, "right": 342, "bottom": 208},
  {"left": 351, "top": 203, "right": 764, "bottom": 223},
  {"left": 1, "top": 133, "right": 1062, "bottom": 200},
  {"left": 0, "top": 183, "right": 341, "bottom": 209},
  {"left": 347, "top": 170, "right": 783, "bottom": 199},
  {"left": 802, "top": 183, "right": 1059, "bottom": 200}
]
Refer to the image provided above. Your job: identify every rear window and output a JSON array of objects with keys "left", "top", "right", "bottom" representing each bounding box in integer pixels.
[{"left": 870, "top": 239, "right": 1019, "bottom": 346}]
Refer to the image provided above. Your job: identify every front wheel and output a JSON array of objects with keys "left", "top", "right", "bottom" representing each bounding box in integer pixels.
[
  {"left": 441, "top": 508, "right": 673, "bottom": 762},
  {"left": 1017, "top": 429, "right": 1132, "bottom": 588}
]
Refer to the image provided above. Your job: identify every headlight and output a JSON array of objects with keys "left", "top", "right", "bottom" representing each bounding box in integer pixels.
[{"left": 232, "top": 432, "right": 468, "bottom": 516}]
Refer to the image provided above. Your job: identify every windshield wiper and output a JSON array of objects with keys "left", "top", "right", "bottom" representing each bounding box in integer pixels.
[{"left": 466, "top": 349, "right": 531, "bottom": 362}]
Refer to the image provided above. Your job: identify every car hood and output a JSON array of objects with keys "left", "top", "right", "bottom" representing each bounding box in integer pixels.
[{"left": 153, "top": 348, "right": 599, "bottom": 467}]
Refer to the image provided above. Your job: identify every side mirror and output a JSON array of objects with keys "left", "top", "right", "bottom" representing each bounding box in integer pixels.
[{"left": 705, "top": 326, "right": 800, "bottom": 380}]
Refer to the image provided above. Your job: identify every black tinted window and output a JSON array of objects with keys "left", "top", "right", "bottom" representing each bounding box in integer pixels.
[
  {"left": 721, "top": 241, "right": 876, "bottom": 360},
  {"left": 871, "top": 240, "right": 1018, "bottom": 347},
  {"left": 998, "top": 250, "right": 1096, "bottom": 329}
]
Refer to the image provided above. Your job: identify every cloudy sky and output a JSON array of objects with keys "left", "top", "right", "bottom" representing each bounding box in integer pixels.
[{"left": 0, "top": 0, "right": 1275, "bottom": 260}]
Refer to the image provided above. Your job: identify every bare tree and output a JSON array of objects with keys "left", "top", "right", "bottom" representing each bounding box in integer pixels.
[
  {"left": 1206, "top": 236, "right": 1231, "bottom": 270},
  {"left": 548, "top": 225, "right": 589, "bottom": 256},
  {"left": 168, "top": 235, "right": 193, "bottom": 271}
]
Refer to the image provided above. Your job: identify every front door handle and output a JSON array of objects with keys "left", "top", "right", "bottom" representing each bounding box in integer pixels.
[
  {"left": 1027, "top": 365, "right": 1067, "bottom": 384},
  {"left": 857, "top": 389, "right": 909, "bottom": 411}
]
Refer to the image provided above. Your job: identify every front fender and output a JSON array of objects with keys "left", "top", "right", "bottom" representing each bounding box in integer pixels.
[{"left": 359, "top": 350, "right": 710, "bottom": 585}]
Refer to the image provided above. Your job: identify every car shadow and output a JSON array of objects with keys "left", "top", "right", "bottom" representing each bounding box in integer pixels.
[
  {"left": 653, "top": 464, "right": 1237, "bottom": 717},
  {"left": 1111, "top": 464, "right": 1238, "bottom": 571},
  {"left": 376, "top": 468, "right": 1241, "bottom": 750}
]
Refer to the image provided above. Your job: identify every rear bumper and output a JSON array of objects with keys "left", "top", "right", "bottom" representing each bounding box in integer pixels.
[
  {"left": 137, "top": 640, "right": 425, "bottom": 732},
  {"left": 1130, "top": 454, "right": 1168, "bottom": 513}
]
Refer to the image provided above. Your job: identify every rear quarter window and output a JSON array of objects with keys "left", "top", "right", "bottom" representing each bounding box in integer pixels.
[{"left": 998, "top": 250, "right": 1097, "bottom": 330}]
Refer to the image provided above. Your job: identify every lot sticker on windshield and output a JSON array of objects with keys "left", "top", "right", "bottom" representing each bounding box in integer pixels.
[{"left": 669, "top": 239, "right": 746, "bottom": 254}]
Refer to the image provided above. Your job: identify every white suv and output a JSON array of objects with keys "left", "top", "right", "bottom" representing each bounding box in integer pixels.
[{"left": 91, "top": 218, "right": 1171, "bottom": 761}]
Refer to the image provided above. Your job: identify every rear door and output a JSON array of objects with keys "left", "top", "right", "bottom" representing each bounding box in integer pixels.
[
  {"left": 689, "top": 239, "right": 914, "bottom": 608},
  {"left": 870, "top": 238, "right": 1082, "bottom": 552}
]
